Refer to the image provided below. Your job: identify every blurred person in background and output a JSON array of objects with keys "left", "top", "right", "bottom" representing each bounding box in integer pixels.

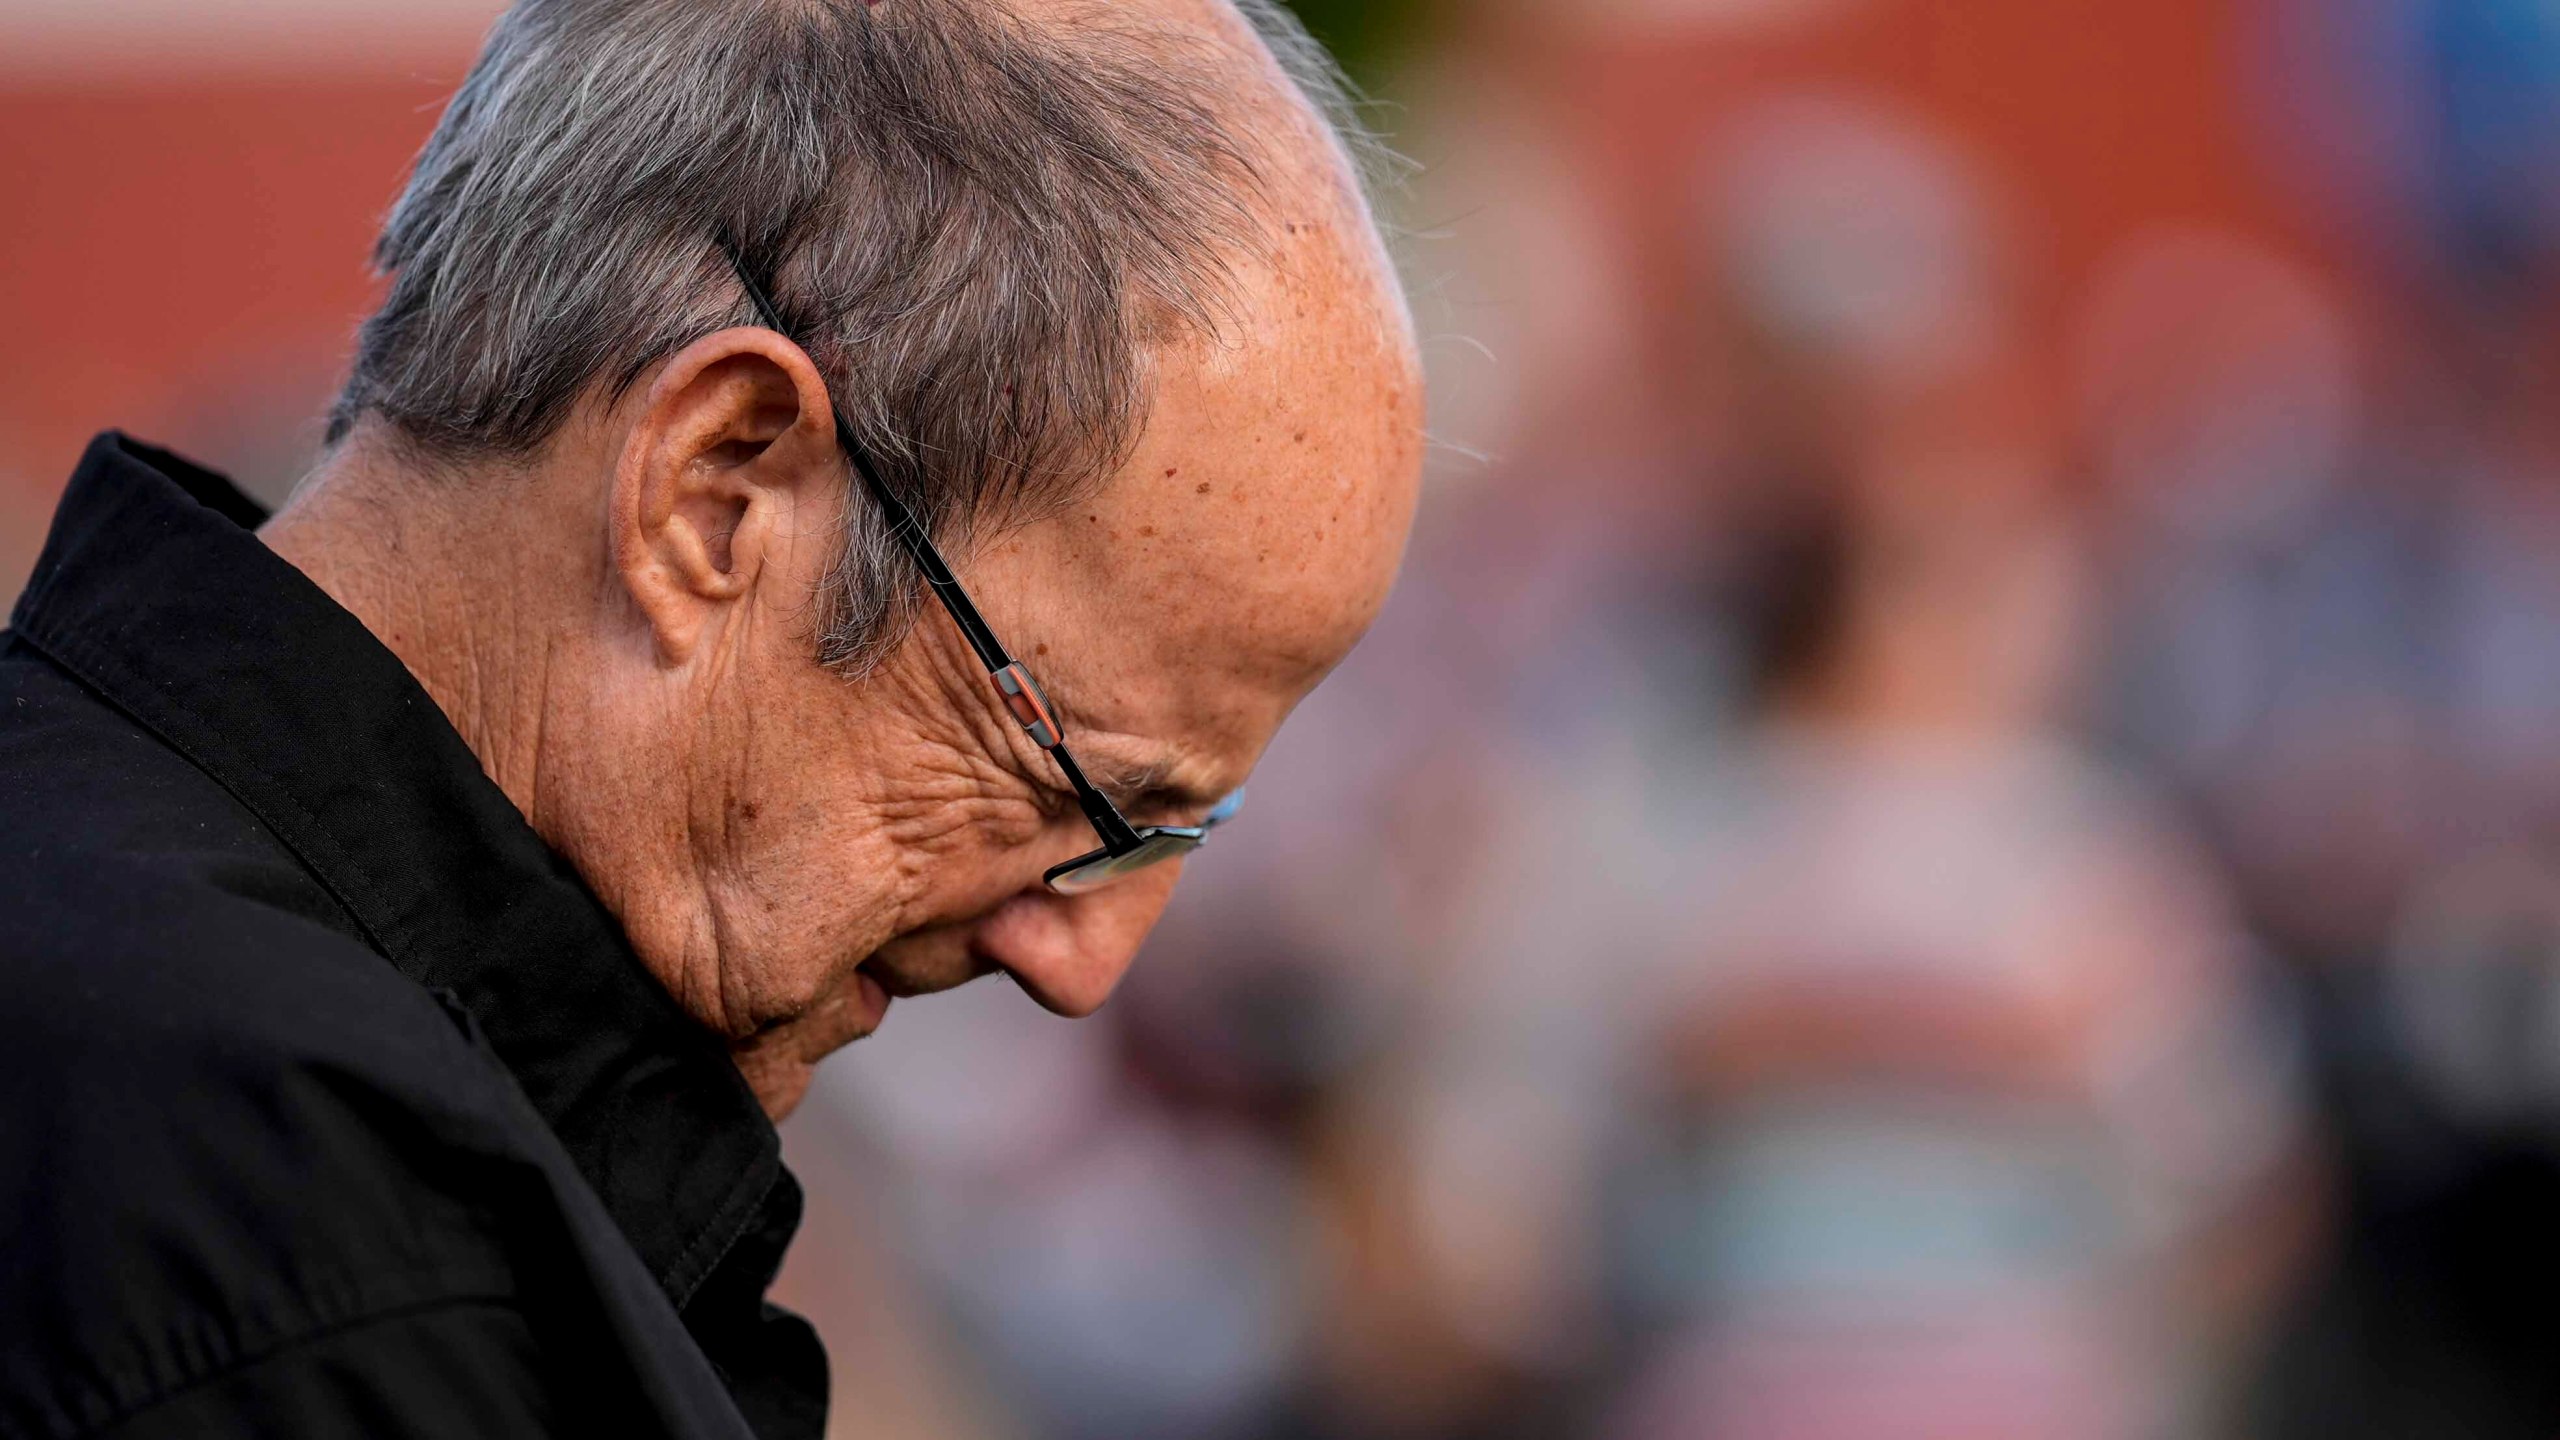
[
  {"left": 1598, "top": 97, "right": 2315, "bottom": 1440},
  {"left": 0, "top": 0, "right": 1422, "bottom": 1436}
]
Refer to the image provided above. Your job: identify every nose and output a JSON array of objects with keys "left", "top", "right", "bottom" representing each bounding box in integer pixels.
[{"left": 970, "top": 860, "right": 1186, "bottom": 1018}]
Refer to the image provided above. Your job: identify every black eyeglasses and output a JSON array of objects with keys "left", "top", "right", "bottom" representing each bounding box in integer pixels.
[{"left": 723, "top": 245, "right": 1239, "bottom": 896}]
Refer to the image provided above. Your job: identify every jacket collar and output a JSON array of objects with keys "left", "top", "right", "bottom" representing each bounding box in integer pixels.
[{"left": 9, "top": 432, "right": 786, "bottom": 1311}]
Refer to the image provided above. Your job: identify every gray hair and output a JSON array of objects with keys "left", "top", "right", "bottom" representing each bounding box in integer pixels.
[{"left": 331, "top": 0, "right": 1370, "bottom": 669}]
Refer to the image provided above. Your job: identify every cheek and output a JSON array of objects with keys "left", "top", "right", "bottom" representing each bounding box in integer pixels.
[
  {"left": 700, "top": 715, "right": 908, "bottom": 968},
  {"left": 701, "top": 806, "right": 888, "bottom": 1008},
  {"left": 721, "top": 754, "right": 1054, "bottom": 974}
]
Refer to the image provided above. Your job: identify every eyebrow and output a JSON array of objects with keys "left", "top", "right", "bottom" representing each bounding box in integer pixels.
[
  {"left": 1073, "top": 745, "right": 1216, "bottom": 818},
  {"left": 1090, "top": 756, "right": 1184, "bottom": 808}
]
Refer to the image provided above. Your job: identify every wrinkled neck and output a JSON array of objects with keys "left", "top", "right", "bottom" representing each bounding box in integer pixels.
[{"left": 260, "top": 443, "right": 565, "bottom": 827}]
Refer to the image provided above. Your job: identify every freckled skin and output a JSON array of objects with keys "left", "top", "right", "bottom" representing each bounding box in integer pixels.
[{"left": 261, "top": 0, "right": 1425, "bottom": 1119}]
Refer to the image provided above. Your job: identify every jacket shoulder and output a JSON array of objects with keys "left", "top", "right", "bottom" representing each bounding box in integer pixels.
[
  {"left": 0, "top": 844, "right": 547, "bottom": 1440},
  {"left": 0, "top": 633, "right": 359, "bottom": 938}
]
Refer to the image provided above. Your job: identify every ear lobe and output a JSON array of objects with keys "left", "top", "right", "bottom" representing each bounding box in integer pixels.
[{"left": 611, "top": 327, "right": 843, "bottom": 665}]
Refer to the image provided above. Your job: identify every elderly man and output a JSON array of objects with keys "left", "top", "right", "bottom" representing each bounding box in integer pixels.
[{"left": 0, "top": 0, "right": 1421, "bottom": 1435}]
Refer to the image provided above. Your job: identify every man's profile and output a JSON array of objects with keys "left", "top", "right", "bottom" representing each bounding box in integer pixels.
[{"left": 0, "top": 0, "right": 1423, "bottom": 1434}]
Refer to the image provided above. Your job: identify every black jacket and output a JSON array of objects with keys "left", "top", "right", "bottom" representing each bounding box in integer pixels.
[{"left": 0, "top": 435, "right": 828, "bottom": 1439}]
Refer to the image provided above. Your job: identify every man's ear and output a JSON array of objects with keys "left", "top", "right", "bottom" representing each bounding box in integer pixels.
[{"left": 611, "top": 327, "right": 842, "bottom": 665}]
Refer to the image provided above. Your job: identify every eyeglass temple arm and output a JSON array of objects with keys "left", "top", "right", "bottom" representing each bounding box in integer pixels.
[
  {"left": 723, "top": 251, "right": 1009, "bottom": 669},
  {"left": 723, "top": 243, "right": 1145, "bottom": 855}
]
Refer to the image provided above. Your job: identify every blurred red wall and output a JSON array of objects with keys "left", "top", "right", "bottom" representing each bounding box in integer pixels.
[
  {"left": 0, "top": 0, "right": 2303, "bottom": 556},
  {"left": 1511, "top": 0, "right": 2318, "bottom": 414},
  {"left": 0, "top": 73, "right": 466, "bottom": 478}
]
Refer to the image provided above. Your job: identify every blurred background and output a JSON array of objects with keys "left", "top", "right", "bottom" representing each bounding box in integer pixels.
[{"left": 17, "top": 0, "right": 2560, "bottom": 1435}]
